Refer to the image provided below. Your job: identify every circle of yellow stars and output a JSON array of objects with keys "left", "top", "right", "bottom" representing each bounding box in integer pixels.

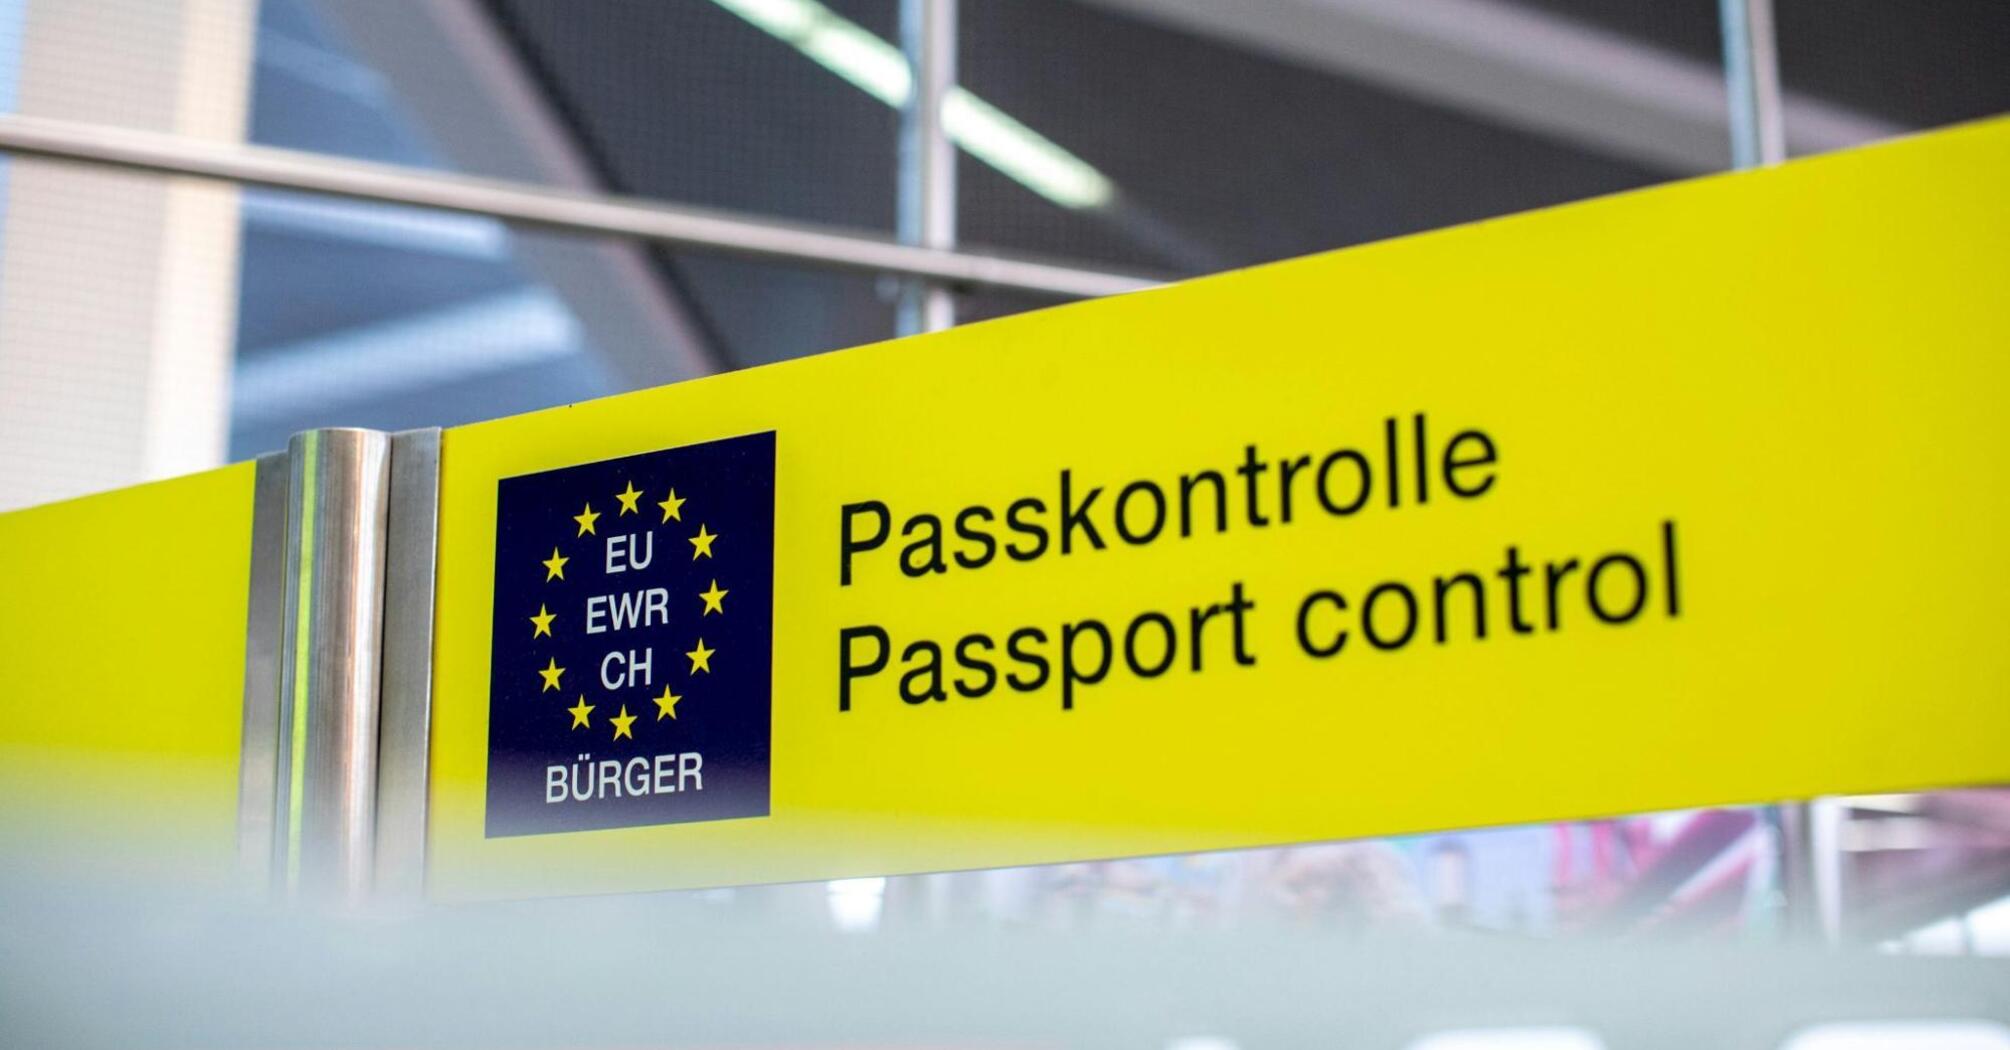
[{"left": 529, "top": 479, "right": 728, "bottom": 742}]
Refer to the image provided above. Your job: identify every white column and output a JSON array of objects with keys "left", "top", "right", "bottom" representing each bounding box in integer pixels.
[{"left": 0, "top": 0, "right": 255, "bottom": 510}]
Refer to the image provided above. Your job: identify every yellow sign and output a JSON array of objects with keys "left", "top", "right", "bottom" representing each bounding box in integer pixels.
[
  {"left": 425, "top": 118, "right": 2010, "bottom": 899},
  {"left": 0, "top": 464, "right": 257, "bottom": 882}
]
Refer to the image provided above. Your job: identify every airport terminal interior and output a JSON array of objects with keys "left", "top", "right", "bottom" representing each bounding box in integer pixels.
[{"left": 0, "top": 1, "right": 2007, "bottom": 1047}]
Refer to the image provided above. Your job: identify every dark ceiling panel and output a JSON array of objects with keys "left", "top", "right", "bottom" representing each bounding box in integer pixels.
[
  {"left": 482, "top": 0, "right": 905, "bottom": 367},
  {"left": 471, "top": 0, "right": 2004, "bottom": 358},
  {"left": 957, "top": 0, "right": 1667, "bottom": 275},
  {"left": 486, "top": 0, "right": 900, "bottom": 231},
  {"left": 1510, "top": 0, "right": 2010, "bottom": 131},
  {"left": 1775, "top": 0, "right": 2010, "bottom": 130}
]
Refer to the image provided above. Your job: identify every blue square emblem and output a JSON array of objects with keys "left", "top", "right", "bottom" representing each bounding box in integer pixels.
[{"left": 484, "top": 431, "right": 775, "bottom": 837}]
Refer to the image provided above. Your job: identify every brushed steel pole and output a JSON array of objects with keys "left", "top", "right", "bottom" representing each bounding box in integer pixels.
[
  {"left": 277, "top": 428, "right": 392, "bottom": 904},
  {"left": 373, "top": 429, "right": 442, "bottom": 903},
  {"left": 236, "top": 450, "right": 291, "bottom": 890}
]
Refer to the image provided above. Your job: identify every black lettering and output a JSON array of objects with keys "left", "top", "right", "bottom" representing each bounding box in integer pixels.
[
  {"left": 1443, "top": 429, "right": 1497, "bottom": 498},
  {"left": 953, "top": 506, "right": 997, "bottom": 570},
  {"left": 1225, "top": 581, "right": 1258, "bottom": 666},
  {"left": 1544, "top": 558, "right": 1581, "bottom": 631},
  {"left": 1296, "top": 590, "right": 1348, "bottom": 658},
  {"left": 1413, "top": 412, "right": 1430, "bottom": 505},
  {"left": 1005, "top": 498, "right": 1049, "bottom": 561},
  {"left": 1188, "top": 602, "right": 1221, "bottom": 672},
  {"left": 1588, "top": 553, "right": 1648, "bottom": 624},
  {"left": 899, "top": 514, "right": 946, "bottom": 577},
  {"left": 1005, "top": 627, "right": 1051, "bottom": 692},
  {"left": 1498, "top": 545, "right": 1534, "bottom": 635},
  {"left": 837, "top": 625, "right": 888, "bottom": 711},
  {"left": 1316, "top": 449, "right": 1371, "bottom": 516},
  {"left": 1363, "top": 581, "right": 1418, "bottom": 650},
  {"left": 1432, "top": 572, "right": 1488, "bottom": 643},
  {"left": 1663, "top": 519, "right": 1681, "bottom": 617},
  {"left": 1236, "top": 445, "right": 1270, "bottom": 526},
  {"left": 1059, "top": 471, "right": 1105, "bottom": 554},
  {"left": 839, "top": 501, "right": 890, "bottom": 585},
  {"left": 953, "top": 633, "right": 998, "bottom": 698},
  {"left": 1179, "top": 471, "right": 1228, "bottom": 537},
  {"left": 1060, "top": 619, "right": 1112, "bottom": 710},
  {"left": 1124, "top": 612, "right": 1177, "bottom": 678},
  {"left": 1114, "top": 480, "right": 1167, "bottom": 545},
  {"left": 1384, "top": 416, "right": 1401, "bottom": 509},
  {"left": 1278, "top": 454, "right": 1312, "bottom": 524},
  {"left": 899, "top": 641, "right": 946, "bottom": 703}
]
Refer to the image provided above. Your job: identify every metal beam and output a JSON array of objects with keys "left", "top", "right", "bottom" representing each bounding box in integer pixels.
[
  {"left": 1720, "top": 0, "right": 1786, "bottom": 169},
  {"left": 896, "top": 0, "right": 958, "bottom": 335},
  {"left": 1073, "top": 0, "right": 1905, "bottom": 173},
  {"left": 0, "top": 113, "right": 1160, "bottom": 301},
  {"left": 242, "top": 188, "right": 509, "bottom": 260}
]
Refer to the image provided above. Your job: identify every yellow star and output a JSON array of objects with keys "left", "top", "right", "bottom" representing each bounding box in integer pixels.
[
  {"left": 567, "top": 695, "right": 594, "bottom": 729},
  {"left": 610, "top": 705, "right": 637, "bottom": 741},
  {"left": 689, "top": 524, "right": 718, "bottom": 560},
  {"left": 685, "top": 638, "right": 715, "bottom": 674},
  {"left": 529, "top": 604, "right": 556, "bottom": 638},
  {"left": 538, "top": 657, "right": 565, "bottom": 692},
  {"left": 542, "top": 547, "right": 569, "bottom": 581},
  {"left": 657, "top": 488, "right": 686, "bottom": 523},
  {"left": 652, "top": 685, "right": 682, "bottom": 721},
  {"left": 615, "top": 481, "right": 643, "bottom": 516},
  {"left": 573, "top": 503, "right": 600, "bottom": 536},
  {"left": 698, "top": 579, "right": 728, "bottom": 616}
]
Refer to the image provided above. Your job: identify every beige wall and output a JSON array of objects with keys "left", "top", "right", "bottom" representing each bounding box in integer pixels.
[{"left": 0, "top": 0, "right": 255, "bottom": 510}]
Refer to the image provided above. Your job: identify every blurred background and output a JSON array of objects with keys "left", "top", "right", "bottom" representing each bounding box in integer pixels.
[
  {"left": 0, "top": 1, "right": 2005, "bottom": 1045},
  {"left": 6, "top": 791, "right": 2010, "bottom": 1047},
  {"left": 0, "top": 0, "right": 2004, "bottom": 507}
]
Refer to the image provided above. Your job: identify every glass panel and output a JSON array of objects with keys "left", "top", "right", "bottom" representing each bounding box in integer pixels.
[
  {"left": 667, "top": 253, "right": 896, "bottom": 370},
  {"left": 246, "top": 0, "right": 906, "bottom": 215},
  {"left": 229, "top": 191, "right": 897, "bottom": 453},
  {"left": 229, "top": 195, "right": 623, "bottom": 455}
]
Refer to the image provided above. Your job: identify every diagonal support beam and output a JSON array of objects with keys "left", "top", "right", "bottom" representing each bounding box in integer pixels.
[
  {"left": 1075, "top": 0, "right": 1905, "bottom": 173},
  {"left": 316, "top": 0, "right": 726, "bottom": 384}
]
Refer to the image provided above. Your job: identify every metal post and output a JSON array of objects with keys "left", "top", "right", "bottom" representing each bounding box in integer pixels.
[
  {"left": 236, "top": 451, "right": 291, "bottom": 889},
  {"left": 276, "top": 428, "right": 393, "bottom": 905},
  {"left": 1768, "top": 799, "right": 1844, "bottom": 946},
  {"left": 1718, "top": 0, "right": 1785, "bottom": 168},
  {"left": 1808, "top": 796, "right": 1844, "bottom": 942},
  {"left": 898, "top": 0, "right": 958, "bottom": 335},
  {"left": 1769, "top": 801, "right": 1822, "bottom": 942},
  {"left": 238, "top": 427, "right": 441, "bottom": 906},
  {"left": 373, "top": 429, "right": 443, "bottom": 902},
  {"left": 1724, "top": 0, "right": 1811, "bottom": 945}
]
